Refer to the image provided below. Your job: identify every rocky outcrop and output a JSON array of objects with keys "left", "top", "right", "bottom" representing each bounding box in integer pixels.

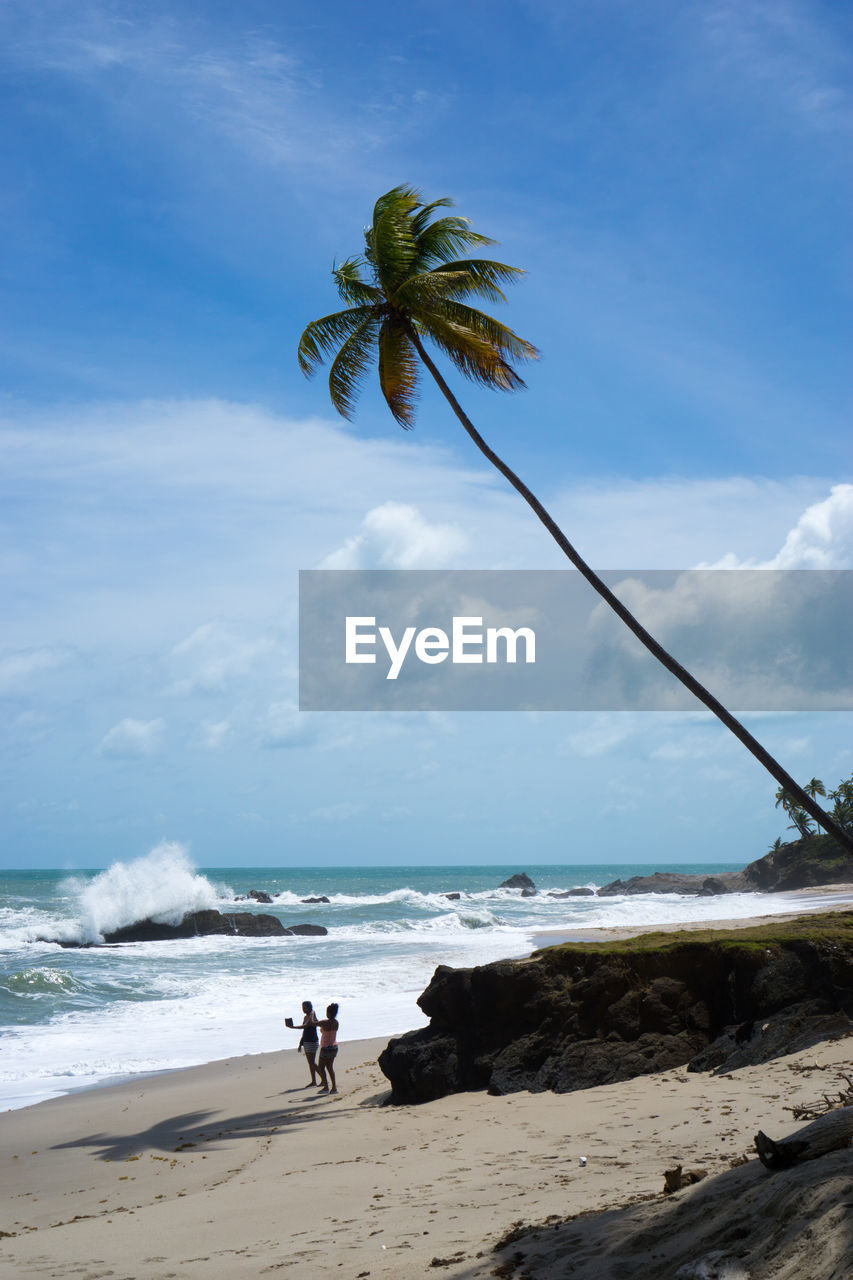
[
  {"left": 101, "top": 910, "right": 288, "bottom": 943},
  {"left": 45, "top": 910, "right": 328, "bottom": 946},
  {"left": 549, "top": 887, "right": 595, "bottom": 898},
  {"left": 236, "top": 890, "right": 273, "bottom": 904},
  {"left": 301, "top": 895, "right": 330, "bottom": 904},
  {"left": 500, "top": 873, "right": 535, "bottom": 891},
  {"left": 378, "top": 914, "right": 853, "bottom": 1104},
  {"left": 597, "top": 871, "right": 744, "bottom": 897},
  {"left": 597, "top": 834, "right": 853, "bottom": 896},
  {"left": 741, "top": 834, "right": 853, "bottom": 891}
]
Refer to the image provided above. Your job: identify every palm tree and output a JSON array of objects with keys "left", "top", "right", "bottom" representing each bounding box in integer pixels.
[
  {"left": 298, "top": 184, "right": 853, "bottom": 856},
  {"left": 787, "top": 808, "right": 815, "bottom": 838},
  {"left": 774, "top": 786, "right": 794, "bottom": 817},
  {"left": 804, "top": 777, "right": 826, "bottom": 802}
]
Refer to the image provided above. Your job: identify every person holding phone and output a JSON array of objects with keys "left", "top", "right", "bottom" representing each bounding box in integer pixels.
[{"left": 285, "top": 1000, "right": 320, "bottom": 1086}]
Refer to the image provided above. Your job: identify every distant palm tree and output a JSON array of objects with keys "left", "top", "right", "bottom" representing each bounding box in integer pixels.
[
  {"left": 787, "top": 808, "right": 815, "bottom": 838},
  {"left": 298, "top": 184, "right": 853, "bottom": 856},
  {"left": 804, "top": 777, "right": 826, "bottom": 802},
  {"left": 774, "top": 786, "right": 794, "bottom": 816}
]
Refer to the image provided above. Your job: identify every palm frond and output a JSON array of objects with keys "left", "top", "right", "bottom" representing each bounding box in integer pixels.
[
  {"left": 364, "top": 186, "right": 420, "bottom": 293},
  {"left": 327, "top": 314, "right": 381, "bottom": 419},
  {"left": 419, "top": 299, "right": 539, "bottom": 364},
  {"left": 395, "top": 259, "right": 525, "bottom": 307},
  {"left": 377, "top": 319, "right": 420, "bottom": 429},
  {"left": 297, "top": 306, "right": 379, "bottom": 377},
  {"left": 413, "top": 216, "right": 496, "bottom": 269},
  {"left": 412, "top": 311, "right": 525, "bottom": 391},
  {"left": 333, "top": 257, "right": 382, "bottom": 306},
  {"left": 410, "top": 196, "right": 454, "bottom": 237}
]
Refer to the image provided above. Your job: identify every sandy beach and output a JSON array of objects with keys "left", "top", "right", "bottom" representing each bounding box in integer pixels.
[{"left": 2, "top": 910, "right": 852, "bottom": 1279}]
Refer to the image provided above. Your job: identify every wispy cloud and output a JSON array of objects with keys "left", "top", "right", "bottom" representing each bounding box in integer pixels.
[
  {"left": 4, "top": 3, "right": 448, "bottom": 180},
  {"left": 704, "top": 0, "right": 853, "bottom": 136},
  {"left": 0, "top": 646, "right": 71, "bottom": 695},
  {"left": 169, "top": 622, "right": 279, "bottom": 695},
  {"left": 100, "top": 716, "right": 165, "bottom": 758}
]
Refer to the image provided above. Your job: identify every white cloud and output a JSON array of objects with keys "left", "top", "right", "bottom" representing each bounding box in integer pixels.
[
  {"left": 563, "top": 713, "right": 637, "bottom": 757},
  {"left": 700, "top": 484, "right": 853, "bottom": 569},
  {"left": 100, "top": 717, "right": 165, "bottom": 758},
  {"left": 200, "top": 719, "right": 230, "bottom": 749},
  {"left": 300, "top": 800, "right": 364, "bottom": 824},
  {"left": 320, "top": 501, "right": 467, "bottom": 570},
  {"left": 262, "top": 702, "right": 314, "bottom": 749},
  {"left": 762, "top": 484, "right": 853, "bottom": 569},
  {"left": 586, "top": 563, "right": 853, "bottom": 711},
  {"left": 0, "top": 646, "right": 69, "bottom": 694},
  {"left": 169, "top": 622, "right": 278, "bottom": 694}
]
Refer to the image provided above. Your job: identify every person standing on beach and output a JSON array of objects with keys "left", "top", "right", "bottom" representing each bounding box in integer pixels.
[
  {"left": 315, "top": 1002, "right": 339, "bottom": 1095},
  {"left": 287, "top": 1000, "right": 321, "bottom": 1086}
]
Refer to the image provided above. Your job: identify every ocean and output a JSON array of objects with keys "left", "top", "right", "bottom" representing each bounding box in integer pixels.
[{"left": 0, "top": 843, "right": 820, "bottom": 1111}]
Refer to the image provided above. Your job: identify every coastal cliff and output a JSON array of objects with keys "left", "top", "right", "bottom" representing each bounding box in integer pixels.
[{"left": 378, "top": 913, "right": 853, "bottom": 1103}]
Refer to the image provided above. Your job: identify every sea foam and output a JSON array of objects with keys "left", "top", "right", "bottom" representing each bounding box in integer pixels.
[{"left": 65, "top": 842, "right": 227, "bottom": 943}]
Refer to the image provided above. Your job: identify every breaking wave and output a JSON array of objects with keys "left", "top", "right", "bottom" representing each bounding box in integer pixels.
[{"left": 62, "top": 843, "right": 227, "bottom": 943}]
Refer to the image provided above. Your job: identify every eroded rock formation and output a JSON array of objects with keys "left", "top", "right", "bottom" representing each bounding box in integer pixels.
[{"left": 378, "top": 914, "right": 853, "bottom": 1103}]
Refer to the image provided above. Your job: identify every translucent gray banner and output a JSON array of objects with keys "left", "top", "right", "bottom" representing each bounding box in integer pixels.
[{"left": 298, "top": 570, "right": 853, "bottom": 711}]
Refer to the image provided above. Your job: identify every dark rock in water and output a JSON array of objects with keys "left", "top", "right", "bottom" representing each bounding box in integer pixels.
[
  {"left": 378, "top": 914, "right": 853, "bottom": 1103},
  {"left": 521, "top": 887, "right": 537, "bottom": 897},
  {"left": 444, "top": 892, "right": 461, "bottom": 901},
  {"left": 548, "top": 888, "right": 595, "bottom": 898},
  {"left": 301, "top": 896, "right": 330, "bottom": 904},
  {"left": 248, "top": 890, "right": 273, "bottom": 904},
  {"left": 698, "top": 877, "right": 730, "bottom": 896},
  {"left": 598, "top": 871, "right": 736, "bottom": 897},
  {"left": 103, "top": 909, "right": 287, "bottom": 943},
  {"left": 499, "top": 873, "right": 535, "bottom": 891},
  {"left": 45, "top": 909, "right": 328, "bottom": 947}
]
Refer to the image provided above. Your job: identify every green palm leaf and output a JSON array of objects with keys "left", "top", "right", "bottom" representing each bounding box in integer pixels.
[
  {"left": 365, "top": 186, "right": 420, "bottom": 294},
  {"left": 298, "top": 306, "right": 379, "bottom": 378},
  {"left": 327, "top": 314, "right": 381, "bottom": 419},
  {"left": 413, "top": 310, "right": 523, "bottom": 390},
  {"left": 409, "top": 196, "right": 454, "bottom": 237},
  {"left": 333, "top": 258, "right": 382, "bottom": 306},
  {"left": 395, "top": 260, "right": 526, "bottom": 308},
  {"left": 377, "top": 319, "right": 419, "bottom": 429},
  {"left": 423, "top": 299, "right": 538, "bottom": 364},
  {"left": 412, "top": 216, "right": 496, "bottom": 270}
]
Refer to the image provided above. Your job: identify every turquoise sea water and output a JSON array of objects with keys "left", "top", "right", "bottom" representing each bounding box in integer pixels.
[{"left": 0, "top": 848, "right": 799, "bottom": 1110}]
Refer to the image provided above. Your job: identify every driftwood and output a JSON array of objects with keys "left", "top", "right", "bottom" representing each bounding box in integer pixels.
[
  {"left": 785, "top": 1071, "right": 853, "bottom": 1120},
  {"left": 663, "top": 1165, "right": 708, "bottom": 1194},
  {"left": 755, "top": 1107, "right": 853, "bottom": 1170}
]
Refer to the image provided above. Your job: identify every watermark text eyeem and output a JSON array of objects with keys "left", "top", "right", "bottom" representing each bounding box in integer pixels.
[{"left": 345, "top": 615, "right": 536, "bottom": 680}]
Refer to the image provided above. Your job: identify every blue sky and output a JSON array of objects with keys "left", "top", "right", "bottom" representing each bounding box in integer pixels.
[{"left": 1, "top": 0, "right": 851, "bottom": 868}]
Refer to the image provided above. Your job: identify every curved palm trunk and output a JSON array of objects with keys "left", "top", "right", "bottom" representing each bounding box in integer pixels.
[{"left": 407, "top": 327, "right": 853, "bottom": 855}]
